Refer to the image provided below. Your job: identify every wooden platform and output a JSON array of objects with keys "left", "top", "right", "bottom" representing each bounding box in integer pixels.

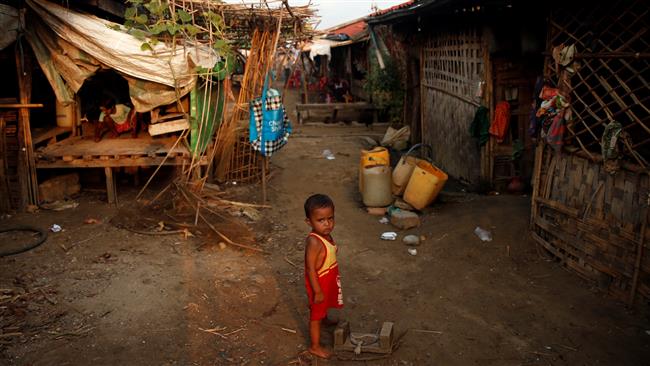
[
  {"left": 36, "top": 135, "right": 205, "bottom": 168},
  {"left": 295, "top": 102, "right": 378, "bottom": 124}
]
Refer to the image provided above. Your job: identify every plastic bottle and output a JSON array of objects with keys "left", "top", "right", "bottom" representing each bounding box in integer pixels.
[{"left": 474, "top": 226, "right": 492, "bottom": 242}]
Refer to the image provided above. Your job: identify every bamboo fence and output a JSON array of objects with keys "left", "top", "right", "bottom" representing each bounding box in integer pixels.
[{"left": 532, "top": 0, "right": 650, "bottom": 305}]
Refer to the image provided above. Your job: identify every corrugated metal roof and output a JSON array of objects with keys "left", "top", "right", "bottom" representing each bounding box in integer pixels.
[
  {"left": 328, "top": 20, "right": 367, "bottom": 39},
  {"left": 370, "top": 0, "right": 416, "bottom": 17}
]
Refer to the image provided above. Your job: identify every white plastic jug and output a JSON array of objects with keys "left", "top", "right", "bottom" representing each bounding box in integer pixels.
[{"left": 362, "top": 165, "right": 392, "bottom": 207}]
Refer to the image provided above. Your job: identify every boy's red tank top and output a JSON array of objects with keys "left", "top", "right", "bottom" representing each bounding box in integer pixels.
[{"left": 304, "top": 232, "right": 343, "bottom": 320}]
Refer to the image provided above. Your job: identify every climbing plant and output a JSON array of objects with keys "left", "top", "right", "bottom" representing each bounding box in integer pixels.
[
  {"left": 364, "top": 54, "right": 404, "bottom": 124},
  {"left": 114, "top": 0, "right": 231, "bottom": 59}
]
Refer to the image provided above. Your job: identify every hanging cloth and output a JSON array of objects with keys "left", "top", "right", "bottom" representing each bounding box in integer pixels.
[
  {"left": 489, "top": 101, "right": 511, "bottom": 143},
  {"left": 469, "top": 106, "right": 490, "bottom": 147},
  {"left": 249, "top": 74, "right": 292, "bottom": 156}
]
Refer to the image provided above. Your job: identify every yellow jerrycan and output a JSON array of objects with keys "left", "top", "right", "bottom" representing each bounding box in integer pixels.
[
  {"left": 392, "top": 144, "right": 431, "bottom": 195},
  {"left": 359, "top": 146, "right": 390, "bottom": 192},
  {"left": 403, "top": 160, "right": 448, "bottom": 209}
]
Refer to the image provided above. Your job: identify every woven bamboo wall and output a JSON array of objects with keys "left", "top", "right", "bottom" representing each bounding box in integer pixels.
[
  {"left": 531, "top": 145, "right": 650, "bottom": 304},
  {"left": 531, "top": 0, "right": 650, "bottom": 305},
  {"left": 420, "top": 29, "right": 483, "bottom": 183},
  {"left": 544, "top": 0, "right": 650, "bottom": 162}
]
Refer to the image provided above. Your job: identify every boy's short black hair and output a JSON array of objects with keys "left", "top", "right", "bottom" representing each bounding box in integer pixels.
[
  {"left": 304, "top": 194, "right": 334, "bottom": 218},
  {"left": 101, "top": 97, "right": 116, "bottom": 110}
]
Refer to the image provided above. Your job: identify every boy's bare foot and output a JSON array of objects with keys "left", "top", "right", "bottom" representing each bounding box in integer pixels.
[{"left": 308, "top": 345, "right": 331, "bottom": 359}]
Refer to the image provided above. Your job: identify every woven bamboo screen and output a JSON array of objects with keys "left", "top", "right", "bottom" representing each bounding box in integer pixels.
[
  {"left": 421, "top": 28, "right": 483, "bottom": 106},
  {"left": 545, "top": 0, "right": 650, "bottom": 166},
  {"left": 420, "top": 28, "right": 483, "bottom": 183}
]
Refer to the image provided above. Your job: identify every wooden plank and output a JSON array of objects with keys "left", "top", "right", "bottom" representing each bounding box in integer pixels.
[
  {"left": 36, "top": 156, "right": 207, "bottom": 168},
  {"left": 39, "top": 135, "right": 187, "bottom": 158},
  {"left": 295, "top": 102, "right": 375, "bottom": 110},
  {"left": 32, "top": 126, "right": 71, "bottom": 145},
  {"left": 105, "top": 167, "right": 117, "bottom": 204},
  {"left": 148, "top": 118, "right": 189, "bottom": 136},
  {"left": 0, "top": 103, "right": 44, "bottom": 108}
]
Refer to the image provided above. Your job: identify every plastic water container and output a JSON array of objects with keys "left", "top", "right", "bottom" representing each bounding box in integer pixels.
[
  {"left": 392, "top": 156, "right": 418, "bottom": 195},
  {"left": 392, "top": 144, "right": 432, "bottom": 196},
  {"left": 359, "top": 146, "right": 389, "bottom": 192},
  {"left": 403, "top": 161, "right": 448, "bottom": 209},
  {"left": 362, "top": 165, "right": 393, "bottom": 207}
]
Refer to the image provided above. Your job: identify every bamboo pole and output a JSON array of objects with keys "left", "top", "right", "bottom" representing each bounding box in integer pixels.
[
  {"left": 15, "top": 45, "right": 38, "bottom": 208},
  {"left": 630, "top": 185, "right": 649, "bottom": 305}
]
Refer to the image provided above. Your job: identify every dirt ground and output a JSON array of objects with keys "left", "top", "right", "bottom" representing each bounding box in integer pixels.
[{"left": 2, "top": 122, "right": 650, "bottom": 365}]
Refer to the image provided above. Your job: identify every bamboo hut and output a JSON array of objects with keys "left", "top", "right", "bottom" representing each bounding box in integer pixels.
[
  {"left": 530, "top": 0, "right": 650, "bottom": 305},
  {"left": 367, "top": 0, "right": 546, "bottom": 188},
  {"left": 0, "top": 0, "right": 315, "bottom": 210}
]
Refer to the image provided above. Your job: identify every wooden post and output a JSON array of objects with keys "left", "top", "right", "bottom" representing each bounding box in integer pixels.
[
  {"left": 301, "top": 54, "right": 309, "bottom": 104},
  {"left": 105, "top": 167, "right": 117, "bottom": 204},
  {"left": 530, "top": 143, "right": 544, "bottom": 228},
  {"left": 261, "top": 156, "right": 267, "bottom": 204},
  {"left": 0, "top": 116, "right": 10, "bottom": 212},
  {"left": 15, "top": 45, "right": 39, "bottom": 208},
  {"left": 629, "top": 188, "right": 649, "bottom": 305},
  {"left": 419, "top": 47, "right": 425, "bottom": 150}
]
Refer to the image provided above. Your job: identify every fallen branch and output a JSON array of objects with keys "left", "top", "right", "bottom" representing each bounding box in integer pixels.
[
  {"left": 224, "top": 328, "right": 246, "bottom": 336},
  {"left": 39, "top": 289, "right": 57, "bottom": 305},
  {"left": 284, "top": 256, "right": 298, "bottom": 268},
  {"left": 410, "top": 329, "right": 443, "bottom": 334},
  {"left": 122, "top": 227, "right": 190, "bottom": 236},
  {"left": 199, "top": 213, "right": 266, "bottom": 253},
  {"left": 0, "top": 332, "right": 22, "bottom": 339},
  {"left": 199, "top": 327, "right": 227, "bottom": 339},
  {"left": 209, "top": 199, "right": 271, "bottom": 209}
]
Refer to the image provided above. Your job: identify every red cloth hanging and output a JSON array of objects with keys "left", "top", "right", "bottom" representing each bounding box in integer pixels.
[{"left": 489, "top": 101, "right": 511, "bottom": 143}]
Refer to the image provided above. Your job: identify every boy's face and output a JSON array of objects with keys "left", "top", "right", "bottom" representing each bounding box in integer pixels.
[{"left": 305, "top": 206, "right": 335, "bottom": 237}]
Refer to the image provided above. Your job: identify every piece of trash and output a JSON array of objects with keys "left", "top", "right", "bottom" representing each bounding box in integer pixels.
[
  {"left": 84, "top": 218, "right": 100, "bottom": 224},
  {"left": 322, "top": 149, "right": 336, "bottom": 160},
  {"left": 407, "top": 248, "right": 417, "bottom": 256},
  {"left": 50, "top": 224, "right": 62, "bottom": 233},
  {"left": 379, "top": 217, "right": 389, "bottom": 224},
  {"left": 474, "top": 226, "right": 492, "bottom": 242},
  {"left": 403, "top": 235, "right": 420, "bottom": 246},
  {"left": 646, "top": 330, "right": 650, "bottom": 336},
  {"left": 367, "top": 206, "right": 387, "bottom": 216},
  {"left": 380, "top": 232, "right": 397, "bottom": 240}
]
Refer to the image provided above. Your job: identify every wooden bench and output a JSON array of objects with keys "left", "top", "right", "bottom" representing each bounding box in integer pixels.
[{"left": 295, "top": 102, "right": 378, "bottom": 124}]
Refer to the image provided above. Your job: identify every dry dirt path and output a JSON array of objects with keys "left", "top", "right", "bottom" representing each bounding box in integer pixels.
[
  {"left": 261, "top": 124, "right": 650, "bottom": 365},
  {"left": 0, "top": 123, "right": 648, "bottom": 366}
]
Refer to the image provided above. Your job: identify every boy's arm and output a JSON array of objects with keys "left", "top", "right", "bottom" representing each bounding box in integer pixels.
[{"left": 305, "top": 236, "right": 324, "bottom": 303}]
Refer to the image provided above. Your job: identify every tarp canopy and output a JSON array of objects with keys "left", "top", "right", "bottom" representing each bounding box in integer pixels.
[
  {"left": 1, "top": 0, "right": 219, "bottom": 112},
  {"left": 0, "top": 4, "right": 18, "bottom": 51}
]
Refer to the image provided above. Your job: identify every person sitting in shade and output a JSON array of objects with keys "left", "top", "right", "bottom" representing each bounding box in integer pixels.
[{"left": 95, "top": 98, "right": 138, "bottom": 142}]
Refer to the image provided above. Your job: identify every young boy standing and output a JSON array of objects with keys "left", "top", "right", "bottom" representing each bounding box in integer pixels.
[{"left": 303, "top": 194, "right": 344, "bottom": 359}]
